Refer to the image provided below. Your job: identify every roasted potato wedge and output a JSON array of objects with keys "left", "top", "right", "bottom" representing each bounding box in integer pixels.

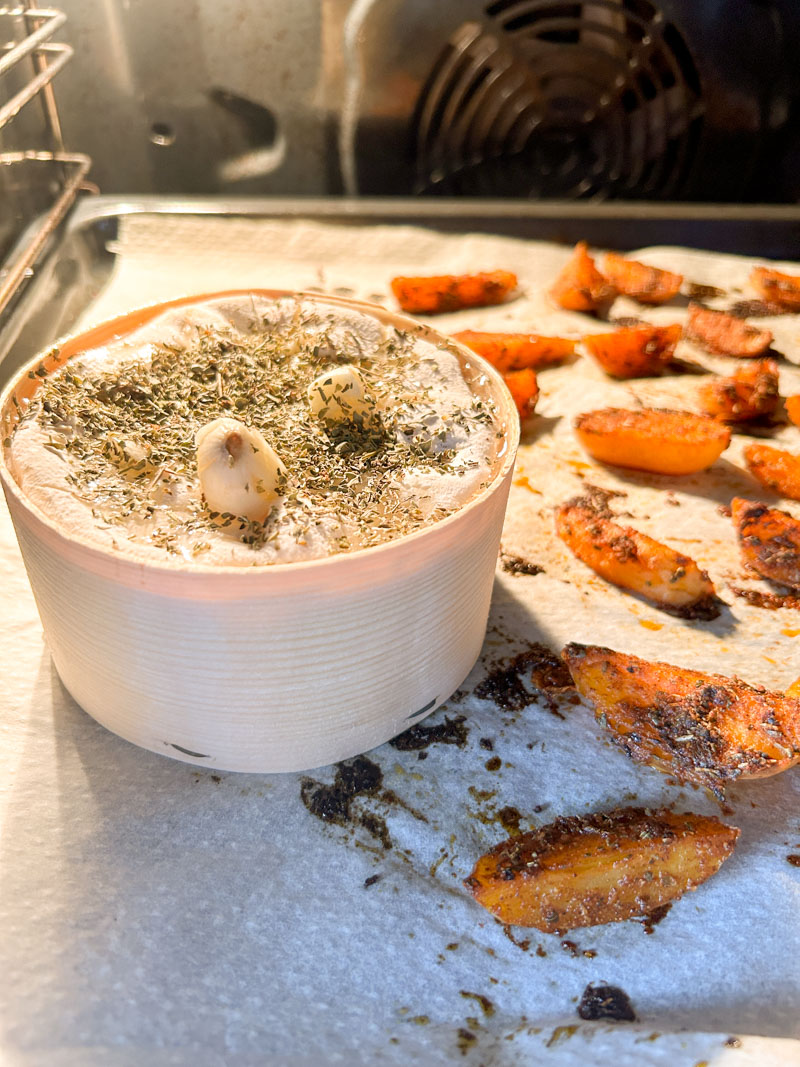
[
  {"left": 550, "top": 242, "right": 616, "bottom": 313},
  {"left": 582, "top": 323, "right": 682, "bottom": 378},
  {"left": 465, "top": 808, "right": 738, "bottom": 932},
  {"left": 556, "top": 487, "right": 719, "bottom": 618},
  {"left": 751, "top": 266, "right": 800, "bottom": 311},
  {"left": 390, "top": 270, "right": 517, "bottom": 315},
  {"left": 574, "top": 407, "right": 731, "bottom": 476},
  {"left": 686, "top": 302, "right": 773, "bottom": 358},
  {"left": 452, "top": 330, "right": 575, "bottom": 372},
  {"left": 744, "top": 442, "right": 800, "bottom": 501},
  {"left": 732, "top": 497, "right": 800, "bottom": 589},
  {"left": 786, "top": 395, "right": 800, "bottom": 427},
  {"left": 697, "top": 359, "right": 779, "bottom": 422},
  {"left": 562, "top": 643, "right": 800, "bottom": 796},
  {"left": 600, "top": 252, "right": 683, "bottom": 305},
  {"left": 503, "top": 368, "right": 539, "bottom": 419}
]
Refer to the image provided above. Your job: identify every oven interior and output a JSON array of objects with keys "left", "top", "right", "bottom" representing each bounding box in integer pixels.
[{"left": 2, "top": 0, "right": 800, "bottom": 378}]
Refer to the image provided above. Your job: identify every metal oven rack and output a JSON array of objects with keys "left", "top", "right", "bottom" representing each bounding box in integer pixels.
[{"left": 0, "top": 3, "right": 91, "bottom": 322}]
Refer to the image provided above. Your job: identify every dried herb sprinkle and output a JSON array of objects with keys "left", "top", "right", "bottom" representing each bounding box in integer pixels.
[{"left": 16, "top": 306, "right": 495, "bottom": 561}]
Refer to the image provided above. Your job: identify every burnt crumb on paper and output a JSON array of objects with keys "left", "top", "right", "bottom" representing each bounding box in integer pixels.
[
  {"left": 731, "top": 586, "right": 800, "bottom": 611},
  {"left": 608, "top": 315, "right": 646, "bottom": 327},
  {"left": 497, "top": 806, "right": 523, "bottom": 835},
  {"left": 485, "top": 756, "right": 502, "bottom": 772},
  {"left": 459, "top": 990, "right": 495, "bottom": 1017},
  {"left": 726, "top": 299, "right": 785, "bottom": 319},
  {"left": 638, "top": 902, "right": 673, "bottom": 933},
  {"left": 546, "top": 1025, "right": 578, "bottom": 1049},
  {"left": 560, "top": 939, "right": 597, "bottom": 959},
  {"left": 577, "top": 983, "right": 637, "bottom": 1022},
  {"left": 787, "top": 854, "right": 800, "bottom": 867},
  {"left": 300, "top": 755, "right": 393, "bottom": 849},
  {"left": 501, "top": 924, "right": 530, "bottom": 952},
  {"left": 500, "top": 551, "right": 544, "bottom": 577},
  {"left": 364, "top": 874, "right": 382, "bottom": 887},
  {"left": 474, "top": 643, "right": 574, "bottom": 716},
  {"left": 456, "top": 1028, "right": 477, "bottom": 1055},
  {"left": 527, "top": 644, "right": 574, "bottom": 692},
  {"left": 389, "top": 714, "right": 468, "bottom": 751},
  {"left": 561, "top": 939, "right": 597, "bottom": 959},
  {"left": 479, "top": 737, "right": 494, "bottom": 751},
  {"left": 685, "top": 281, "right": 726, "bottom": 301},
  {"left": 300, "top": 754, "right": 429, "bottom": 851}
]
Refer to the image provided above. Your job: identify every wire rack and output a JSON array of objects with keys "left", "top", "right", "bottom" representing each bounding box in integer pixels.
[{"left": 0, "top": 3, "right": 91, "bottom": 320}]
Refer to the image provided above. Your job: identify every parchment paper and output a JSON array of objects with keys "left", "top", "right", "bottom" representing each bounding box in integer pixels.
[{"left": 2, "top": 216, "right": 800, "bottom": 1066}]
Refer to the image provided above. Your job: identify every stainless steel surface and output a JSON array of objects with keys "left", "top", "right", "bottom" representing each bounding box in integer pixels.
[
  {"left": 4, "top": 194, "right": 800, "bottom": 386},
  {"left": 0, "top": 4, "right": 93, "bottom": 321},
  {"left": 0, "top": 150, "right": 90, "bottom": 314},
  {"left": 22, "top": 0, "right": 65, "bottom": 150},
  {"left": 0, "top": 5, "right": 64, "bottom": 77},
  {"left": 53, "top": 0, "right": 334, "bottom": 196},
  {"left": 46, "top": 0, "right": 800, "bottom": 202},
  {"left": 350, "top": 0, "right": 791, "bottom": 199},
  {"left": 0, "top": 41, "right": 70, "bottom": 128}
]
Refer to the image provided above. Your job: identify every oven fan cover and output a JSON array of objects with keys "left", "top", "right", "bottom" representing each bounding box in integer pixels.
[{"left": 350, "top": 0, "right": 783, "bottom": 201}]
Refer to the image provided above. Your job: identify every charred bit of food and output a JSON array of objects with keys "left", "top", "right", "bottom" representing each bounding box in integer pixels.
[
  {"left": 503, "top": 367, "right": 539, "bottom": 419},
  {"left": 452, "top": 331, "right": 575, "bottom": 372},
  {"left": 556, "top": 485, "right": 720, "bottom": 618},
  {"left": 550, "top": 242, "right": 616, "bottom": 313},
  {"left": 686, "top": 302, "right": 773, "bottom": 358},
  {"left": 582, "top": 324, "right": 682, "bottom": 379},
  {"left": 730, "top": 585, "right": 800, "bottom": 611},
  {"left": 574, "top": 407, "right": 731, "bottom": 476},
  {"left": 697, "top": 359, "right": 779, "bottom": 423},
  {"left": 499, "top": 551, "right": 544, "bottom": 577},
  {"left": 750, "top": 266, "right": 800, "bottom": 312},
  {"left": 744, "top": 442, "right": 800, "bottom": 501},
  {"left": 600, "top": 252, "right": 683, "bottom": 305},
  {"left": 390, "top": 271, "right": 517, "bottom": 315},
  {"left": 464, "top": 807, "right": 738, "bottom": 932},
  {"left": 562, "top": 642, "right": 800, "bottom": 798},
  {"left": 732, "top": 497, "right": 800, "bottom": 590},
  {"left": 726, "top": 299, "right": 785, "bottom": 319}
]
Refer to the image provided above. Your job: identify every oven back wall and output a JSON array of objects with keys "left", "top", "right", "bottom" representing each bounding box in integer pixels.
[
  {"left": 55, "top": 0, "right": 341, "bottom": 195},
  {"left": 52, "top": 0, "right": 800, "bottom": 201}
]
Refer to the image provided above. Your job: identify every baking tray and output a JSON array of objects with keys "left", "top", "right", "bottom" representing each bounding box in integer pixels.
[
  {"left": 4, "top": 194, "right": 800, "bottom": 386},
  {"left": 3, "top": 203, "right": 800, "bottom": 1065}
]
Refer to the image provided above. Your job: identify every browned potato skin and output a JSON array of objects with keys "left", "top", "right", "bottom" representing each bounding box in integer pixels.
[
  {"left": 697, "top": 359, "right": 779, "bottom": 423},
  {"left": 686, "top": 302, "right": 773, "bottom": 357},
  {"left": 465, "top": 808, "right": 738, "bottom": 933},
  {"left": 562, "top": 643, "right": 800, "bottom": 797},
  {"left": 744, "top": 443, "right": 800, "bottom": 502},
  {"left": 574, "top": 407, "right": 731, "bottom": 476},
  {"left": 732, "top": 497, "right": 800, "bottom": 589},
  {"left": 555, "top": 487, "right": 719, "bottom": 618}
]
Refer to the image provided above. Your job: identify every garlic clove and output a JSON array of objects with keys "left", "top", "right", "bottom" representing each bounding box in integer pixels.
[
  {"left": 307, "top": 364, "right": 376, "bottom": 425},
  {"left": 195, "top": 417, "right": 286, "bottom": 523}
]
